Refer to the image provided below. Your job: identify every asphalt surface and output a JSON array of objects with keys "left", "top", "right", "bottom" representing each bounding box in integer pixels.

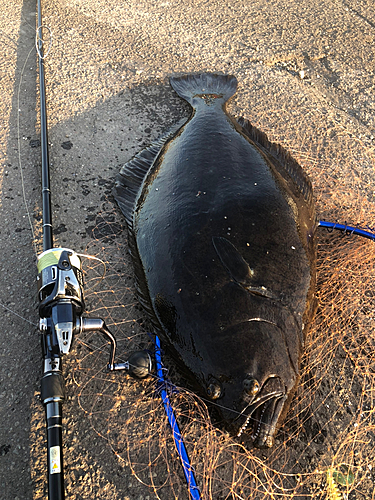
[{"left": 0, "top": 0, "right": 374, "bottom": 498}]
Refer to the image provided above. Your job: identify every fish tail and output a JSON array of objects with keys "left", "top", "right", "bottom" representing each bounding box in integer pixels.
[{"left": 170, "top": 73, "right": 237, "bottom": 105}]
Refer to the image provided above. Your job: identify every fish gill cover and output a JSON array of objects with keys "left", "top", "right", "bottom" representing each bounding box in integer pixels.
[{"left": 36, "top": 94, "right": 375, "bottom": 499}]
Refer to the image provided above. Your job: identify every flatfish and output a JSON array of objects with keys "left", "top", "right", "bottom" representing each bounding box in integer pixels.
[{"left": 114, "top": 73, "right": 316, "bottom": 448}]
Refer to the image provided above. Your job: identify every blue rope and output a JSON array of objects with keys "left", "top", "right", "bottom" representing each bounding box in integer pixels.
[
  {"left": 318, "top": 220, "right": 375, "bottom": 241},
  {"left": 154, "top": 335, "right": 201, "bottom": 500}
]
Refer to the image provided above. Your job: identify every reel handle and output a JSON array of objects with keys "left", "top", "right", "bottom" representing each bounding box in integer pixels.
[{"left": 80, "top": 317, "right": 152, "bottom": 378}]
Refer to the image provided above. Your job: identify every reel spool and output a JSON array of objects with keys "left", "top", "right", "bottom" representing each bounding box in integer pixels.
[{"left": 37, "top": 248, "right": 84, "bottom": 314}]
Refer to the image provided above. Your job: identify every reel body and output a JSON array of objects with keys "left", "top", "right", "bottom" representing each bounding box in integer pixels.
[{"left": 37, "top": 248, "right": 84, "bottom": 354}]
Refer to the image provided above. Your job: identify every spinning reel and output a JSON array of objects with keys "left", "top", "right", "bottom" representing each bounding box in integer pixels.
[{"left": 37, "top": 247, "right": 152, "bottom": 377}]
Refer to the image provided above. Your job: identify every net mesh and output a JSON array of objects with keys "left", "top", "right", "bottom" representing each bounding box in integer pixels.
[{"left": 71, "top": 129, "right": 375, "bottom": 499}]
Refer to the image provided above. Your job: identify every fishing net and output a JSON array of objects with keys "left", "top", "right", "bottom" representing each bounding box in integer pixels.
[
  {"left": 58, "top": 66, "right": 375, "bottom": 499},
  {"left": 70, "top": 166, "right": 375, "bottom": 500}
]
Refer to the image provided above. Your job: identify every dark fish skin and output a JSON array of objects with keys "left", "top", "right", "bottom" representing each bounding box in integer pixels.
[{"left": 114, "top": 73, "right": 316, "bottom": 448}]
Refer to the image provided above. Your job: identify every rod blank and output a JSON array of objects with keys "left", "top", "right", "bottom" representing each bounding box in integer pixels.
[{"left": 37, "top": 0, "right": 53, "bottom": 251}]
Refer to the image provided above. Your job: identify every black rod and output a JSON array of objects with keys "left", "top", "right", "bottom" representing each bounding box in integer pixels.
[
  {"left": 36, "top": 1, "right": 65, "bottom": 498},
  {"left": 37, "top": 0, "right": 53, "bottom": 251},
  {"left": 45, "top": 401, "right": 64, "bottom": 500},
  {"left": 41, "top": 366, "right": 65, "bottom": 500}
]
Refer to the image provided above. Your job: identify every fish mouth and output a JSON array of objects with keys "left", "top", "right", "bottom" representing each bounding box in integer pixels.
[{"left": 236, "top": 378, "right": 286, "bottom": 448}]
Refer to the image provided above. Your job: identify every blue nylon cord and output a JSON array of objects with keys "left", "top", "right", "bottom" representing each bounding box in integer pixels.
[
  {"left": 154, "top": 335, "right": 201, "bottom": 500},
  {"left": 318, "top": 220, "right": 375, "bottom": 241}
]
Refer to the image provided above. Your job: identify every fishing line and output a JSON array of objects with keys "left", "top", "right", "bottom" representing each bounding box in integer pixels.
[
  {"left": 16, "top": 19, "right": 53, "bottom": 258},
  {"left": 0, "top": 29, "right": 18, "bottom": 49},
  {"left": 35, "top": 25, "right": 52, "bottom": 60},
  {"left": 0, "top": 301, "right": 38, "bottom": 327},
  {"left": 76, "top": 253, "right": 107, "bottom": 292},
  {"left": 17, "top": 44, "right": 38, "bottom": 256}
]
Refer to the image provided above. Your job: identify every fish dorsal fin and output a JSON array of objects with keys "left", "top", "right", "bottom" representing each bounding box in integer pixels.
[
  {"left": 237, "top": 117, "right": 314, "bottom": 209},
  {"left": 212, "top": 236, "right": 253, "bottom": 285},
  {"left": 170, "top": 73, "right": 237, "bottom": 106},
  {"left": 113, "top": 119, "right": 186, "bottom": 229}
]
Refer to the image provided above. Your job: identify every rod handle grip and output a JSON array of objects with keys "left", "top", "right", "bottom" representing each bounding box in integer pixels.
[{"left": 45, "top": 401, "right": 65, "bottom": 500}]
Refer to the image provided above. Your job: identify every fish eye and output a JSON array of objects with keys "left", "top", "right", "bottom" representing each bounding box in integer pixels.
[
  {"left": 243, "top": 377, "right": 260, "bottom": 396},
  {"left": 206, "top": 380, "right": 222, "bottom": 400}
]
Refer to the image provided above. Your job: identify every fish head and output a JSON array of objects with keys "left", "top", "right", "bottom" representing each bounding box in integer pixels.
[{"left": 203, "top": 319, "right": 300, "bottom": 448}]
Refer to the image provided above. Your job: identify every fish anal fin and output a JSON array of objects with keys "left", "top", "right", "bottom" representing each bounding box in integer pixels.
[{"left": 212, "top": 236, "right": 253, "bottom": 285}]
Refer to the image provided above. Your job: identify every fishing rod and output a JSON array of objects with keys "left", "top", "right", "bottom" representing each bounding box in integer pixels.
[{"left": 35, "top": 2, "right": 152, "bottom": 499}]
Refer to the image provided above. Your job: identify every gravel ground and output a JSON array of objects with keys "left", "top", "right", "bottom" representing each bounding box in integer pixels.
[{"left": 0, "top": 0, "right": 374, "bottom": 498}]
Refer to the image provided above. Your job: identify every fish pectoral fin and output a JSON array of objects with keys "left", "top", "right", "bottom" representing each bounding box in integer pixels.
[{"left": 212, "top": 236, "right": 253, "bottom": 285}]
